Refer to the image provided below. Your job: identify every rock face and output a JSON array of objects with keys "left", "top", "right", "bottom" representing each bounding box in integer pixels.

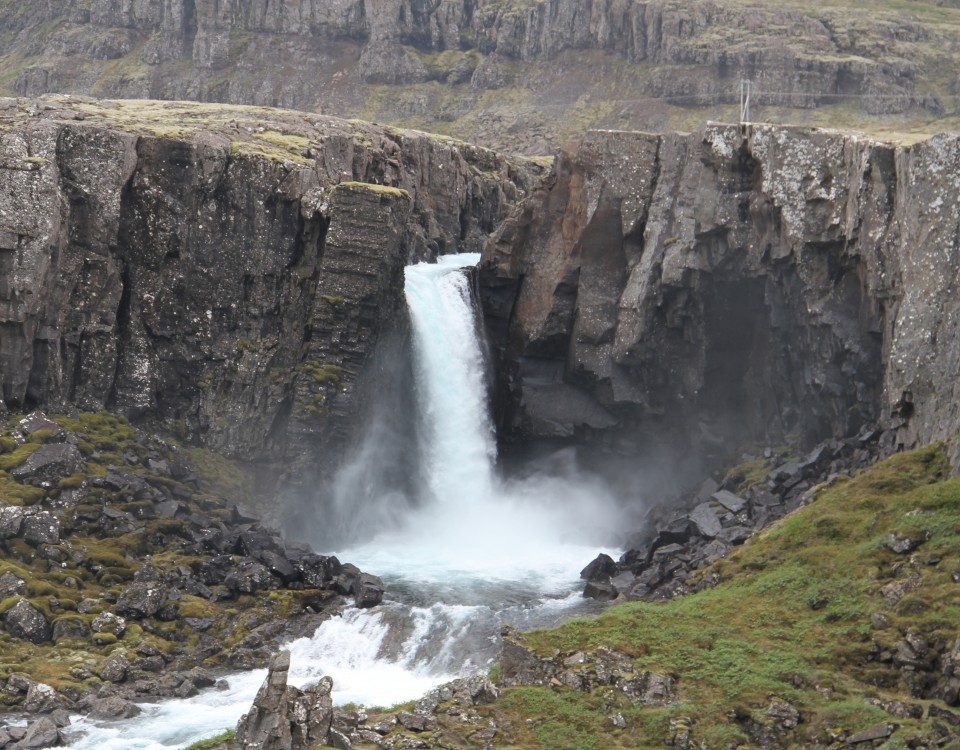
[
  {"left": 0, "top": 98, "right": 535, "bottom": 493},
  {"left": 480, "top": 125, "right": 960, "bottom": 468},
  {"left": 0, "top": 1, "right": 956, "bottom": 152}
]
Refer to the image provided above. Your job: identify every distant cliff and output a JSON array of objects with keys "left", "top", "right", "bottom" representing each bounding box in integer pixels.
[
  {"left": 0, "top": 97, "right": 539, "bottom": 483},
  {"left": 1, "top": 0, "right": 959, "bottom": 153},
  {"left": 480, "top": 125, "right": 960, "bottom": 467}
]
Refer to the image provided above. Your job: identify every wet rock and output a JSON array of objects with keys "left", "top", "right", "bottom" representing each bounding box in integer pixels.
[
  {"left": 224, "top": 559, "right": 277, "bottom": 594},
  {"left": 88, "top": 694, "right": 142, "bottom": 720},
  {"left": 4, "top": 600, "right": 52, "bottom": 644},
  {"left": 352, "top": 573, "right": 384, "bottom": 609},
  {"left": 580, "top": 553, "right": 618, "bottom": 581},
  {"left": 234, "top": 651, "right": 334, "bottom": 750},
  {"left": 583, "top": 580, "right": 618, "bottom": 601},
  {"left": 11, "top": 716, "right": 62, "bottom": 748}
]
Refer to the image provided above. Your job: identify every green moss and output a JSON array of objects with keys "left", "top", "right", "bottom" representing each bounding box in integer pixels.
[
  {"left": 334, "top": 181, "right": 410, "bottom": 199},
  {"left": 0, "top": 476, "right": 46, "bottom": 506},
  {"left": 0, "top": 442, "right": 40, "bottom": 471},
  {"left": 91, "top": 632, "right": 117, "bottom": 646},
  {"left": 300, "top": 362, "right": 344, "bottom": 385},
  {"left": 506, "top": 445, "right": 957, "bottom": 748},
  {"left": 183, "top": 730, "right": 236, "bottom": 750},
  {"left": 237, "top": 339, "right": 258, "bottom": 353}
]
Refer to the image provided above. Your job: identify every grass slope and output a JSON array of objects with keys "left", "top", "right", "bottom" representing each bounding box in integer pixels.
[{"left": 488, "top": 445, "right": 959, "bottom": 748}]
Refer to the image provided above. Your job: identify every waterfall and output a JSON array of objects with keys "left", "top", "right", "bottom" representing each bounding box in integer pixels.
[
  {"left": 59, "top": 254, "right": 628, "bottom": 748},
  {"left": 405, "top": 253, "right": 496, "bottom": 505}
]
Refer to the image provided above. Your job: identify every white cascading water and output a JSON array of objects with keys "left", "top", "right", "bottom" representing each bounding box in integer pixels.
[{"left": 57, "top": 254, "right": 627, "bottom": 749}]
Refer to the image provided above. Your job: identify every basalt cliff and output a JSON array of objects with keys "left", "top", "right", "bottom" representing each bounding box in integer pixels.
[
  {"left": 0, "top": 97, "right": 539, "bottom": 513},
  {"left": 481, "top": 124, "right": 960, "bottom": 471}
]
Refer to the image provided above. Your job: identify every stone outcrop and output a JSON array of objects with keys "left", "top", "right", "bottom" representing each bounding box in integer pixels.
[
  {"left": 480, "top": 124, "right": 960, "bottom": 469},
  {"left": 0, "top": 1, "right": 956, "bottom": 152},
  {"left": 0, "top": 98, "right": 535, "bottom": 492},
  {"left": 233, "top": 653, "right": 501, "bottom": 750}
]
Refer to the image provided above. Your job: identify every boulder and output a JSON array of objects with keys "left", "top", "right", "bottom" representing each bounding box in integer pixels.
[
  {"left": 11, "top": 716, "right": 62, "bottom": 748},
  {"left": 11, "top": 443, "right": 83, "bottom": 486},
  {"left": 21, "top": 512, "right": 60, "bottom": 546},
  {"left": 115, "top": 582, "right": 167, "bottom": 619},
  {"left": 52, "top": 616, "right": 90, "bottom": 643},
  {"left": 580, "top": 553, "right": 618, "bottom": 581},
  {"left": 688, "top": 503, "right": 722, "bottom": 539},
  {"left": 397, "top": 711, "right": 437, "bottom": 732},
  {"left": 97, "top": 652, "right": 130, "bottom": 683},
  {"left": 352, "top": 573, "right": 384, "bottom": 608},
  {"left": 583, "top": 580, "right": 618, "bottom": 601},
  {"left": 91, "top": 612, "right": 127, "bottom": 637},
  {"left": 23, "top": 682, "right": 64, "bottom": 713},
  {"left": 224, "top": 559, "right": 277, "bottom": 594},
  {"left": 4, "top": 600, "right": 52, "bottom": 644},
  {"left": 0, "top": 570, "right": 26, "bottom": 597},
  {"left": 710, "top": 490, "right": 747, "bottom": 514},
  {"left": 87, "top": 694, "right": 142, "bottom": 720},
  {"left": 0, "top": 507, "right": 26, "bottom": 539}
]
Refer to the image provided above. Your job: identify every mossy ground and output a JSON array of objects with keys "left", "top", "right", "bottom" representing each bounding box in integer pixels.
[
  {"left": 0, "top": 412, "right": 324, "bottom": 701},
  {"left": 461, "top": 445, "right": 960, "bottom": 748}
]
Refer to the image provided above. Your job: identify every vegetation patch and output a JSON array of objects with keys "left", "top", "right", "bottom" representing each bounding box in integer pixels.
[{"left": 493, "top": 445, "right": 960, "bottom": 748}]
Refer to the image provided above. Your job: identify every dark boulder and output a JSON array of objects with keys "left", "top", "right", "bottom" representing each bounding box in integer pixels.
[
  {"left": 97, "top": 652, "right": 130, "bottom": 683},
  {"left": 115, "top": 582, "right": 167, "bottom": 619},
  {"left": 688, "top": 503, "right": 722, "bottom": 539},
  {"left": 21, "top": 512, "right": 61, "bottom": 546},
  {"left": 11, "top": 716, "right": 62, "bottom": 748},
  {"left": 580, "top": 553, "right": 618, "bottom": 581},
  {"left": 0, "top": 507, "right": 26, "bottom": 540},
  {"left": 352, "top": 573, "right": 384, "bottom": 608},
  {"left": 710, "top": 490, "right": 747, "bottom": 514},
  {"left": 0, "top": 570, "right": 26, "bottom": 597},
  {"left": 11, "top": 443, "right": 83, "bottom": 486},
  {"left": 87, "top": 694, "right": 142, "bottom": 720},
  {"left": 224, "top": 559, "right": 277, "bottom": 594},
  {"left": 4, "top": 600, "right": 52, "bottom": 644},
  {"left": 583, "top": 580, "right": 618, "bottom": 601}
]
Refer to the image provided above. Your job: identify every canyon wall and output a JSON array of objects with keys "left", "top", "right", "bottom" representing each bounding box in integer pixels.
[
  {"left": 480, "top": 124, "right": 960, "bottom": 467},
  {"left": 0, "top": 98, "right": 537, "bottom": 484},
  {"left": 1, "top": 0, "right": 956, "bottom": 152}
]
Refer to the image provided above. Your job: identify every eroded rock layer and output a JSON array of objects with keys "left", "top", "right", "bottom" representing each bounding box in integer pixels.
[{"left": 480, "top": 124, "right": 960, "bottom": 466}]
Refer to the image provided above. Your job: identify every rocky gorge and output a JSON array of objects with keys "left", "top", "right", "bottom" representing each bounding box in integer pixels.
[{"left": 1, "top": 91, "right": 960, "bottom": 749}]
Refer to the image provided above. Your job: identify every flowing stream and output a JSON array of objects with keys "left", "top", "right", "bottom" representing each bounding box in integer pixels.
[{"left": 58, "top": 254, "right": 627, "bottom": 749}]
